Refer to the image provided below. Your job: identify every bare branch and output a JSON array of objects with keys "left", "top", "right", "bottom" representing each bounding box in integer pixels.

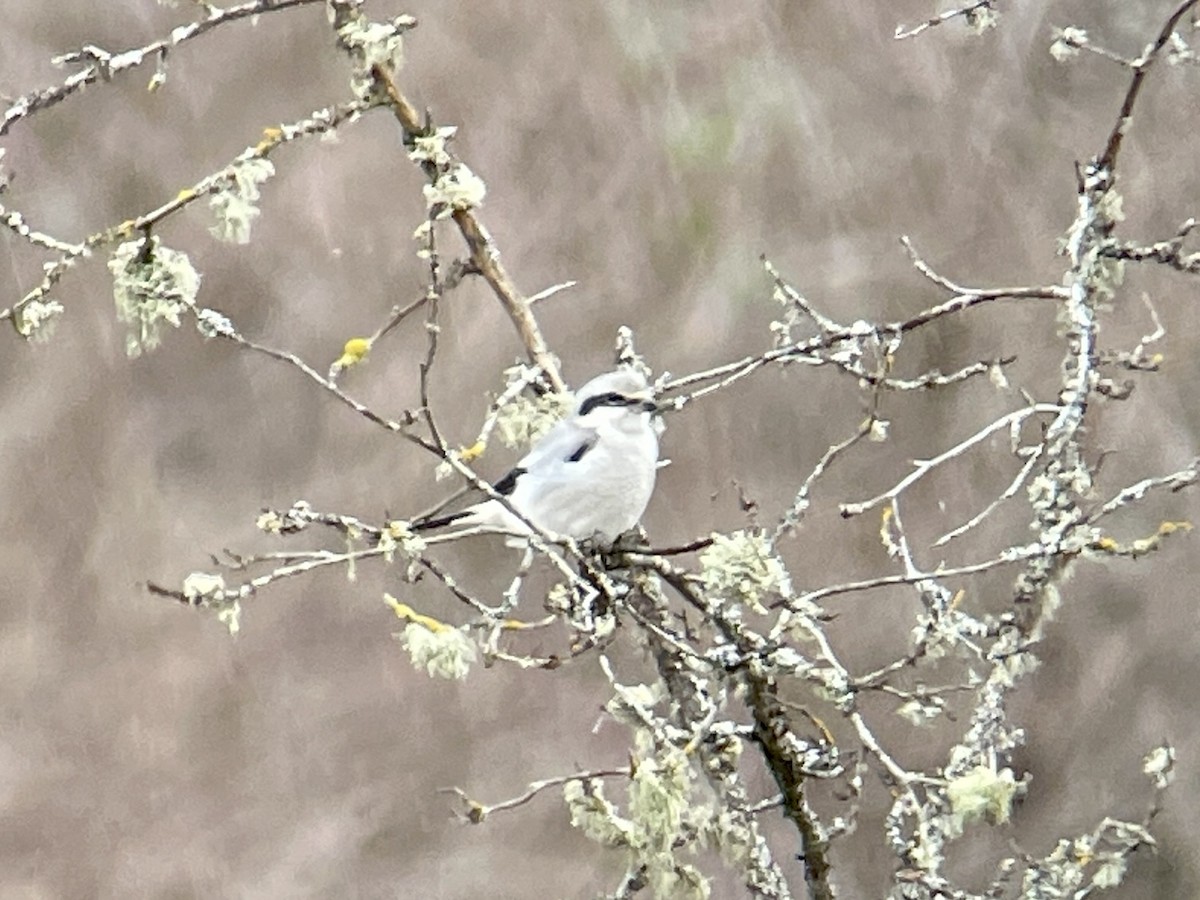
[
  {"left": 839, "top": 405, "right": 1062, "bottom": 518},
  {"left": 1097, "top": 0, "right": 1200, "bottom": 172},
  {"left": 366, "top": 62, "right": 564, "bottom": 391},
  {"left": 443, "top": 768, "right": 631, "bottom": 824},
  {"left": 895, "top": 1, "right": 998, "bottom": 40},
  {"left": 1102, "top": 218, "right": 1200, "bottom": 275},
  {"left": 1087, "top": 459, "right": 1200, "bottom": 524},
  {"left": 0, "top": 0, "right": 324, "bottom": 137}
]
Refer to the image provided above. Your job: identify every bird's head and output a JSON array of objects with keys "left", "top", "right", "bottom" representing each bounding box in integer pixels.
[{"left": 572, "top": 368, "right": 658, "bottom": 429}]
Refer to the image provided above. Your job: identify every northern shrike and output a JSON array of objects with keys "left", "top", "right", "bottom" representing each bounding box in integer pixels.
[{"left": 414, "top": 368, "right": 660, "bottom": 543}]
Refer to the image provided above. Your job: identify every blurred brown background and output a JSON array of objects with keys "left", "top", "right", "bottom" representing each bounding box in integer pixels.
[{"left": 1, "top": 1, "right": 1197, "bottom": 897}]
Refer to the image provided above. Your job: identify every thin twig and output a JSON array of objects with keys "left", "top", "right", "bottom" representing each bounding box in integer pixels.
[
  {"left": 933, "top": 444, "right": 1046, "bottom": 547},
  {"left": 442, "top": 768, "right": 630, "bottom": 823},
  {"left": 1086, "top": 459, "right": 1200, "bottom": 524},
  {"left": 1097, "top": 0, "right": 1200, "bottom": 172},
  {"left": 218, "top": 324, "right": 427, "bottom": 439},
  {"left": 774, "top": 542, "right": 1049, "bottom": 610},
  {"left": 0, "top": 0, "right": 324, "bottom": 137},
  {"left": 839, "top": 405, "right": 1062, "bottom": 518},
  {"left": 894, "top": 1, "right": 997, "bottom": 40},
  {"left": 368, "top": 63, "right": 564, "bottom": 391},
  {"left": 775, "top": 418, "right": 873, "bottom": 542}
]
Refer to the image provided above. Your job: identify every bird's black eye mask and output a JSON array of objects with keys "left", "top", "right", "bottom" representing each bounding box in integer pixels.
[{"left": 578, "top": 391, "right": 654, "bottom": 416}]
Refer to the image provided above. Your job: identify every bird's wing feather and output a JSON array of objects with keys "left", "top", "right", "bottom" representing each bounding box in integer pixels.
[
  {"left": 492, "top": 465, "right": 526, "bottom": 496},
  {"left": 415, "top": 420, "right": 607, "bottom": 533},
  {"left": 516, "top": 421, "right": 599, "bottom": 472},
  {"left": 481, "top": 422, "right": 598, "bottom": 501}
]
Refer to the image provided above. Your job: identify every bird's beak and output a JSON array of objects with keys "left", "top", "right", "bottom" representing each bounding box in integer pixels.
[{"left": 640, "top": 399, "right": 658, "bottom": 413}]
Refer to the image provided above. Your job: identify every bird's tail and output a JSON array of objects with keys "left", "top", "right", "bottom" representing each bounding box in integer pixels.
[{"left": 412, "top": 510, "right": 472, "bottom": 532}]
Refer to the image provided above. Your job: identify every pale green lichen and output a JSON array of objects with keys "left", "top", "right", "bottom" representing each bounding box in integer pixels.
[
  {"left": 604, "top": 679, "right": 665, "bottom": 729},
  {"left": 399, "top": 621, "right": 476, "bottom": 680},
  {"left": 422, "top": 163, "right": 486, "bottom": 217},
  {"left": 544, "top": 582, "right": 574, "bottom": 614},
  {"left": 256, "top": 500, "right": 315, "bottom": 535},
  {"left": 1095, "top": 186, "right": 1125, "bottom": 227},
  {"left": 195, "top": 307, "right": 235, "bottom": 339},
  {"left": 182, "top": 571, "right": 226, "bottom": 602},
  {"left": 702, "top": 808, "right": 754, "bottom": 869},
  {"left": 336, "top": 16, "right": 412, "bottom": 98},
  {"left": 1143, "top": 743, "right": 1175, "bottom": 789},
  {"left": 379, "top": 520, "right": 427, "bottom": 560},
  {"left": 1091, "top": 855, "right": 1127, "bottom": 889},
  {"left": 1050, "top": 26, "right": 1087, "bottom": 62},
  {"left": 1166, "top": 31, "right": 1196, "bottom": 66},
  {"left": 256, "top": 510, "right": 286, "bottom": 534},
  {"left": 945, "top": 764, "right": 1018, "bottom": 835},
  {"left": 647, "top": 863, "right": 709, "bottom": 900},
  {"left": 408, "top": 126, "right": 458, "bottom": 168},
  {"left": 965, "top": 6, "right": 998, "bottom": 34},
  {"left": 209, "top": 158, "right": 275, "bottom": 244},
  {"left": 809, "top": 665, "right": 853, "bottom": 708},
  {"left": 182, "top": 572, "right": 240, "bottom": 634},
  {"left": 494, "top": 369, "right": 572, "bottom": 449},
  {"left": 908, "top": 815, "right": 946, "bottom": 873},
  {"left": 564, "top": 739, "right": 709, "bottom": 900},
  {"left": 768, "top": 283, "right": 802, "bottom": 348},
  {"left": 215, "top": 602, "right": 242, "bottom": 635},
  {"left": 767, "top": 645, "right": 811, "bottom": 675},
  {"left": 628, "top": 743, "right": 693, "bottom": 854},
  {"left": 1019, "top": 823, "right": 1150, "bottom": 897},
  {"left": 409, "top": 123, "right": 485, "bottom": 241},
  {"left": 378, "top": 520, "right": 427, "bottom": 579},
  {"left": 564, "top": 779, "right": 637, "bottom": 847},
  {"left": 896, "top": 697, "right": 946, "bottom": 726},
  {"left": 699, "top": 530, "right": 792, "bottom": 613},
  {"left": 108, "top": 237, "right": 200, "bottom": 357},
  {"left": 989, "top": 361, "right": 1010, "bottom": 390},
  {"left": 15, "top": 299, "right": 64, "bottom": 342}
]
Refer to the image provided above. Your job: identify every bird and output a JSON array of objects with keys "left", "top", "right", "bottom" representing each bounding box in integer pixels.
[{"left": 413, "top": 368, "right": 661, "bottom": 543}]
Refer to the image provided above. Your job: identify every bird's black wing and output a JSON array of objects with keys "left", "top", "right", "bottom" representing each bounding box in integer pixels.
[
  {"left": 414, "top": 430, "right": 598, "bottom": 532},
  {"left": 495, "top": 431, "right": 595, "bottom": 494},
  {"left": 493, "top": 466, "right": 527, "bottom": 496},
  {"left": 564, "top": 435, "right": 597, "bottom": 463}
]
